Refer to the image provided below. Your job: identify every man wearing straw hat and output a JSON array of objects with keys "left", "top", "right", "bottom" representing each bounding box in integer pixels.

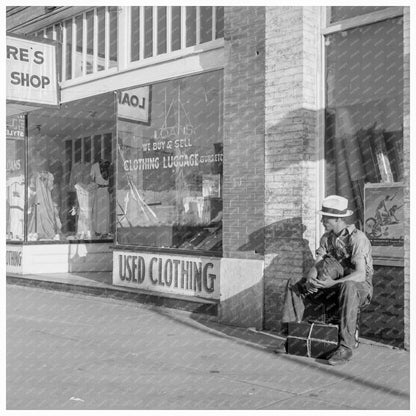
[{"left": 282, "top": 195, "right": 373, "bottom": 365}]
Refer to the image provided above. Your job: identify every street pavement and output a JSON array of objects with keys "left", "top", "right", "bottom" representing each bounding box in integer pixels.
[{"left": 6, "top": 283, "right": 411, "bottom": 410}]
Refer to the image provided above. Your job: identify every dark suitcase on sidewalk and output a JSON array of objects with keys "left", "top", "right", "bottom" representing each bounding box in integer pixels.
[{"left": 286, "top": 321, "right": 339, "bottom": 359}]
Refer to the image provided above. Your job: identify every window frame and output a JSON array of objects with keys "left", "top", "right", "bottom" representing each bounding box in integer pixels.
[
  {"left": 33, "top": 6, "right": 225, "bottom": 88},
  {"left": 318, "top": 6, "right": 405, "bottom": 247}
]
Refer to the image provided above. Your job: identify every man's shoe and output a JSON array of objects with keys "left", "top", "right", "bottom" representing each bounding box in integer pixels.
[{"left": 327, "top": 346, "right": 352, "bottom": 365}]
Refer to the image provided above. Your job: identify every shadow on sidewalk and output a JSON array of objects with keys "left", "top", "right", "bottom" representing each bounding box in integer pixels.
[{"left": 147, "top": 304, "right": 409, "bottom": 402}]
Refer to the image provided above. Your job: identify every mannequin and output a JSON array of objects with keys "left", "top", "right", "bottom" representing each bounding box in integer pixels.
[
  {"left": 90, "top": 159, "right": 111, "bottom": 236},
  {"left": 6, "top": 173, "right": 25, "bottom": 239},
  {"left": 28, "top": 171, "right": 61, "bottom": 240},
  {"left": 70, "top": 162, "right": 94, "bottom": 239}
]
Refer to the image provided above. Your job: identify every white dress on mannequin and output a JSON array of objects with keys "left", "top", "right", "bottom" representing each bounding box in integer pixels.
[{"left": 90, "top": 161, "right": 110, "bottom": 235}]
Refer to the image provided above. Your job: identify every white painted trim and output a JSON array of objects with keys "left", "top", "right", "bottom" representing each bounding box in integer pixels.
[
  {"left": 93, "top": 8, "right": 98, "bottom": 73},
  {"left": 71, "top": 17, "right": 76, "bottom": 80},
  {"left": 82, "top": 12, "right": 87, "bottom": 77},
  {"left": 196, "top": 6, "right": 200, "bottom": 45},
  {"left": 62, "top": 21, "right": 67, "bottom": 81},
  {"left": 60, "top": 46, "right": 224, "bottom": 103},
  {"left": 322, "top": 6, "right": 403, "bottom": 34},
  {"left": 118, "top": 6, "right": 129, "bottom": 70},
  {"left": 105, "top": 6, "right": 110, "bottom": 70},
  {"left": 181, "top": 6, "right": 186, "bottom": 49},
  {"left": 60, "top": 38, "right": 224, "bottom": 89}
]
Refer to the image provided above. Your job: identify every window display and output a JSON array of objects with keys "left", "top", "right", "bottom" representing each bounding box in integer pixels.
[
  {"left": 27, "top": 92, "right": 116, "bottom": 242},
  {"left": 324, "top": 17, "right": 403, "bottom": 229},
  {"left": 6, "top": 115, "right": 26, "bottom": 241},
  {"left": 116, "top": 70, "right": 223, "bottom": 252}
]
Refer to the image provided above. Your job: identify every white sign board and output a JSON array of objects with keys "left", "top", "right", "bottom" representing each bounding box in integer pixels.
[
  {"left": 113, "top": 251, "right": 220, "bottom": 299},
  {"left": 6, "top": 245, "right": 23, "bottom": 275},
  {"left": 6, "top": 35, "right": 58, "bottom": 106},
  {"left": 117, "top": 87, "right": 150, "bottom": 124}
]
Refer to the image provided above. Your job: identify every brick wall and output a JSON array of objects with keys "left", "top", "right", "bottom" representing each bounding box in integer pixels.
[
  {"left": 263, "top": 7, "right": 321, "bottom": 331},
  {"left": 223, "top": 6, "right": 409, "bottom": 347},
  {"left": 361, "top": 266, "right": 405, "bottom": 348},
  {"left": 222, "top": 7, "right": 266, "bottom": 259},
  {"left": 402, "top": 7, "right": 410, "bottom": 351}
]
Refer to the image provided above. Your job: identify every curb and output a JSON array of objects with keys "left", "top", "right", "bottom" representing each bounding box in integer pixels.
[{"left": 6, "top": 274, "right": 218, "bottom": 316}]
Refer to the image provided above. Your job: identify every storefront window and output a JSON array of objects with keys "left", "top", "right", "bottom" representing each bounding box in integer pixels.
[
  {"left": 325, "top": 17, "right": 403, "bottom": 227},
  {"left": 329, "top": 6, "right": 389, "bottom": 24},
  {"left": 6, "top": 115, "right": 26, "bottom": 241},
  {"left": 116, "top": 70, "right": 223, "bottom": 252},
  {"left": 27, "top": 93, "right": 116, "bottom": 241}
]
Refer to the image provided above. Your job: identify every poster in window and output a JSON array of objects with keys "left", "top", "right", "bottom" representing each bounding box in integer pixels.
[{"left": 364, "top": 183, "right": 404, "bottom": 265}]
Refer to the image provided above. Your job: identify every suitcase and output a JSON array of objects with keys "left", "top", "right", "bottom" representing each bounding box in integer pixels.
[{"left": 286, "top": 321, "right": 339, "bottom": 359}]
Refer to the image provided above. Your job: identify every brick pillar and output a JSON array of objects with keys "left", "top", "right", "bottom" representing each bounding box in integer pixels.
[
  {"left": 223, "top": 6, "right": 266, "bottom": 260},
  {"left": 403, "top": 7, "right": 410, "bottom": 351},
  {"left": 263, "top": 7, "right": 321, "bottom": 331},
  {"left": 219, "top": 7, "right": 266, "bottom": 328}
]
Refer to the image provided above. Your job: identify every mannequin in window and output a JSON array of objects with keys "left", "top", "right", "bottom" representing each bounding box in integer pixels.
[
  {"left": 71, "top": 162, "right": 95, "bottom": 239},
  {"left": 91, "top": 159, "right": 111, "bottom": 237},
  {"left": 6, "top": 172, "right": 25, "bottom": 240},
  {"left": 28, "top": 171, "right": 61, "bottom": 240}
]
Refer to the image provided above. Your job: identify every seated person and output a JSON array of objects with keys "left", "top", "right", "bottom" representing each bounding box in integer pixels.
[{"left": 282, "top": 195, "right": 373, "bottom": 365}]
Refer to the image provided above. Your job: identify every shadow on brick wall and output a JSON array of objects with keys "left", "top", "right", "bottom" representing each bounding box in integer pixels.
[{"left": 238, "top": 217, "right": 314, "bottom": 332}]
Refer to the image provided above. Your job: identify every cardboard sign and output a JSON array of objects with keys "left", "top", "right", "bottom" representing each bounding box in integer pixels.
[
  {"left": 6, "top": 35, "right": 58, "bottom": 106},
  {"left": 364, "top": 182, "right": 404, "bottom": 265}
]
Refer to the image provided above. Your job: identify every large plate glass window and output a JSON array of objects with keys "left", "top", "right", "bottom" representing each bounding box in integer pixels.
[
  {"left": 325, "top": 16, "right": 403, "bottom": 244},
  {"left": 116, "top": 70, "right": 223, "bottom": 252},
  {"left": 6, "top": 115, "right": 26, "bottom": 241},
  {"left": 27, "top": 93, "right": 116, "bottom": 241}
]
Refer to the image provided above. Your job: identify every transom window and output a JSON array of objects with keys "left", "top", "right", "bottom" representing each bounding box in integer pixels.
[
  {"left": 130, "top": 6, "right": 224, "bottom": 62},
  {"left": 35, "top": 6, "right": 118, "bottom": 81},
  {"left": 34, "top": 6, "right": 224, "bottom": 82}
]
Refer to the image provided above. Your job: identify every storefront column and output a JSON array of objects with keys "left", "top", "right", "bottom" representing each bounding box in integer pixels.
[
  {"left": 403, "top": 6, "right": 410, "bottom": 350},
  {"left": 220, "top": 6, "right": 266, "bottom": 328},
  {"left": 263, "top": 7, "right": 321, "bottom": 331}
]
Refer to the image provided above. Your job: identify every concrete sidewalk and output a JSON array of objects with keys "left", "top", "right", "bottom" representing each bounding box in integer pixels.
[{"left": 7, "top": 271, "right": 411, "bottom": 410}]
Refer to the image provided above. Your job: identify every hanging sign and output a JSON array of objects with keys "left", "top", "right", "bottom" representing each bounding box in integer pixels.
[
  {"left": 117, "top": 86, "right": 151, "bottom": 124},
  {"left": 6, "top": 35, "right": 59, "bottom": 106}
]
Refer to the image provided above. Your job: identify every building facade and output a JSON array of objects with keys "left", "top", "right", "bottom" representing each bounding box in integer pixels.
[{"left": 6, "top": 6, "right": 410, "bottom": 349}]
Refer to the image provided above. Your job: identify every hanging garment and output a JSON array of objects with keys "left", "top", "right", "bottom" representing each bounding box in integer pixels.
[
  {"left": 28, "top": 172, "right": 57, "bottom": 239},
  {"left": 6, "top": 175, "right": 25, "bottom": 239},
  {"left": 75, "top": 183, "right": 95, "bottom": 238},
  {"left": 91, "top": 162, "right": 110, "bottom": 234}
]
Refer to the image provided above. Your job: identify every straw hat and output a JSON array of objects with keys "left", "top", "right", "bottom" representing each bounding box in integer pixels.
[{"left": 318, "top": 195, "right": 353, "bottom": 218}]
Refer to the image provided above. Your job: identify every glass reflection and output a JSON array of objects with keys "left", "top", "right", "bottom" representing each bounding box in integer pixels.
[
  {"left": 116, "top": 70, "right": 223, "bottom": 252},
  {"left": 325, "top": 17, "right": 403, "bottom": 227},
  {"left": 6, "top": 115, "right": 26, "bottom": 241}
]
